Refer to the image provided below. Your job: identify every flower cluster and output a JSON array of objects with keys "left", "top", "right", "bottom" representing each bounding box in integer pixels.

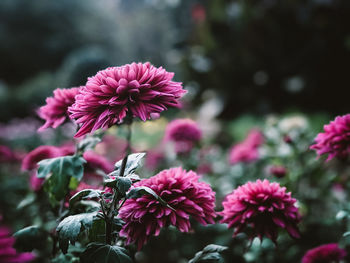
[
  {"left": 220, "top": 179, "right": 300, "bottom": 243},
  {"left": 118, "top": 167, "right": 216, "bottom": 249},
  {"left": 38, "top": 87, "right": 80, "bottom": 131},
  {"left": 165, "top": 118, "right": 202, "bottom": 153},
  {"left": 229, "top": 129, "right": 264, "bottom": 164},
  {"left": 301, "top": 243, "right": 346, "bottom": 263},
  {"left": 69, "top": 62, "right": 186, "bottom": 137},
  {"left": 310, "top": 114, "right": 350, "bottom": 161}
]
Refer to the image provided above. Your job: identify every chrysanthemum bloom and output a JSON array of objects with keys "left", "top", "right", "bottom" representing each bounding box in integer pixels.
[
  {"left": 165, "top": 119, "right": 202, "bottom": 153},
  {"left": 228, "top": 129, "right": 264, "bottom": 165},
  {"left": 219, "top": 179, "right": 300, "bottom": 243},
  {"left": 69, "top": 62, "right": 186, "bottom": 137},
  {"left": 228, "top": 143, "right": 259, "bottom": 164},
  {"left": 310, "top": 114, "right": 350, "bottom": 161},
  {"left": 301, "top": 243, "right": 346, "bottom": 263},
  {"left": 38, "top": 87, "right": 80, "bottom": 131},
  {"left": 0, "top": 223, "right": 34, "bottom": 262},
  {"left": 118, "top": 167, "right": 216, "bottom": 249}
]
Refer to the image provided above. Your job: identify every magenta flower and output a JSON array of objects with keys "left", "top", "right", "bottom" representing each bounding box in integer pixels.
[
  {"left": 219, "top": 179, "right": 300, "bottom": 243},
  {"left": 165, "top": 118, "right": 202, "bottom": 153},
  {"left": 69, "top": 62, "right": 186, "bottom": 137},
  {"left": 228, "top": 129, "right": 264, "bottom": 164},
  {"left": 118, "top": 167, "right": 216, "bottom": 249},
  {"left": 302, "top": 243, "right": 346, "bottom": 263},
  {"left": 310, "top": 114, "right": 350, "bottom": 161},
  {"left": 0, "top": 223, "right": 34, "bottom": 263},
  {"left": 38, "top": 87, "right": 80, "bottom": 131}
]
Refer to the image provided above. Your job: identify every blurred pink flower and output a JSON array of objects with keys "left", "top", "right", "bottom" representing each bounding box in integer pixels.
[
  {"left": 22, "top": 145, "right": 64, "bottom": 171},
  {"left": 0, "top": 223, "right": 34, "bottom": 263},
  {"left": 302, "top": 243, "right": 346, "bottom": 263},
  {"left": 220, "top": 179, "right": 300, "bottom": 243},
  {"left": 69, "top": 62, "right": 186, "bottom": 137},
  {"left": 165, "top": 118, "right": 202, "bottom": 153},
  {"left": 310, "top": 114, "right": 350, "bottom": 161},
  {"left": 145, "top": 150, "right": 165, "bottom": 171},
  {"left": 228, "top": 129, "right": 264, "bottom": 164},
  {"left": 38, "top": 87, "right": 80, "bottom": 131},
  {"left": 0, "top": 145, "right": 20, "bottom": 163},
  {"left": 191, "top": 4, "right": 206, "bottom": 23},
  {"left": 82, "top": 150, "right": 114, "bottom": 184},
  {"left": 268, "top": 165, "right": 287, "bottom": 178},
  {"left": 119, "top": 167, "right": 216, "bottom": 249}
]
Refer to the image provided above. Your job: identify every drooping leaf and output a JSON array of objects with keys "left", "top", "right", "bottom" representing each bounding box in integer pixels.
[
  {"left": 114, "top": 152, "right": 146, "bottom": 176},
  {"left": 37, "top": 155, "right": 86, "bottom": 203},
  {"left": 126, "top": 186, "right": 175, "bottom": 211},
  {"left": 189, "top": 244, "right": 228, "bottom": 263},
  {"left": 69, "top": 189, "right": 102, "bottom": 207},
  {"left": 56, "top": 212, "right": 97, "bottom": 253},
  {"left": 104, "top": 176, "right": 132, "bottom": 195},
  {"left": 13, "top": 226, "right": 49, "bottom": 252},
  {"left": 80, "top": 243, "right": 133, "bottom": 263}
]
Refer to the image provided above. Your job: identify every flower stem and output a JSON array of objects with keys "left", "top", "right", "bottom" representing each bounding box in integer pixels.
[{"left": 105, "top": 121, "right": 133, "bottom": 245}]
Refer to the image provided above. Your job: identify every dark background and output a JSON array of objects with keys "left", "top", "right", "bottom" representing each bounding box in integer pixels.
[{"left": 1, "top": 0, "right": 349, "bottom": 122}]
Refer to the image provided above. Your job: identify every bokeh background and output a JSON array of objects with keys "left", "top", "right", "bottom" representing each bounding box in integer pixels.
[
  {"left": 1, "top": 0, "right": 350, "bottom": 122},
  {"left": 1, "top": 1, "right": 350, "bottom": 263}
]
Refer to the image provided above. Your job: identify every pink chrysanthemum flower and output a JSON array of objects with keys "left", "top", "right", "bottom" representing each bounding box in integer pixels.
[
  {"left": 302, "top": 243, "right": 346, "bottom": 263},
  {"left": 69, "top": 62, "right": 186, "bottom": 137},
  {"left": 0, "top": 222, "right": 34, "bottom": 263},
  {"left": 165, "top": 119, "right": 202, "bottom": 153},
  {"left": 219, "top": 179, "right": 300, "bottom": 243},
  {"left": 310, "top": 114, "right": 350, "bottom": 161},
  {"left": 228, "top": 129, "right": 264, "bottom": 164},
  {"left": 118, "top": 167, "right": 216, "bottom": 249},
  {"left": 38, "top": 87, "right": 80, "bottom": 131}
]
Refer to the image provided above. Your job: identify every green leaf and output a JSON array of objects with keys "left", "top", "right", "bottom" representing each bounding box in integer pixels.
[
  {"left": 126, "top": 186, "right": 175, "bottom": 211},
  {"left": 37, "top": 155, "right": 86, "bottom": 203},
  {"left": 114, "top": 152, "right": 146, "bottom": 176},
  {"left": 189, "top": 244, "right": 228, "bottom": 263},
  {"left": 69, "top": 189, "right": 102, "bottom": 207},
  {"left": 13, "top": 226, "right": 49, "bottom": 252},
  {"left": 56, "top": 212, "right": 97, "bottom": 253},
  {"left": 51, "top": 253, "right": 80, "bottom": 263},
  {"left": 80, "top": 243, "right": 133, "bottom": 263},
  {"left": 104, "top": 176, "right": 132, "bottom": 195},
  {"left": 77, "top": 136, "right": 101, "bottom": 153}
]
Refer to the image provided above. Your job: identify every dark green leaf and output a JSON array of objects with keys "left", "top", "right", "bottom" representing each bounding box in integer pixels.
[
  {"left": 56, "top": 212, "right": 97, "bottom": 253},
  {"left": 189, "top": 244, "right": 228, "bottom": 263},
  {"left": 88, "top": 218, "right": 106, "bottom": 243},
  {"left": 37, "top": 155, "right": 86, "bottom": 203},
  {"left": 114, "top": 152, "right": 146, "bottom": 176},
  {"left": 13, "top": 226, "right": 49, "bottom": 252},
  {"left": 80, "top": 243, "right": 133, "bottom": 263},
  {"left": 69, "top": 189, "right": 102, "bottom": 207},
  {"left": 104, "top": 176, "right": 132, "bottom": 194},
  {"left": 126, "top": 186, "right": 175, "bottom": 211}
]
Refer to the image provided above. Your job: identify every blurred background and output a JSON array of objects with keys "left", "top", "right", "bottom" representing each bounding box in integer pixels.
[{"left": 1, "top": 0, "right": 350, "bottom": 123}]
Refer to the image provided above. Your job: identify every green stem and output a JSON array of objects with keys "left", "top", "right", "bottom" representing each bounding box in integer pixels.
[{"left": 105, "top": 122, "right": 133, "bottom": 245}]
